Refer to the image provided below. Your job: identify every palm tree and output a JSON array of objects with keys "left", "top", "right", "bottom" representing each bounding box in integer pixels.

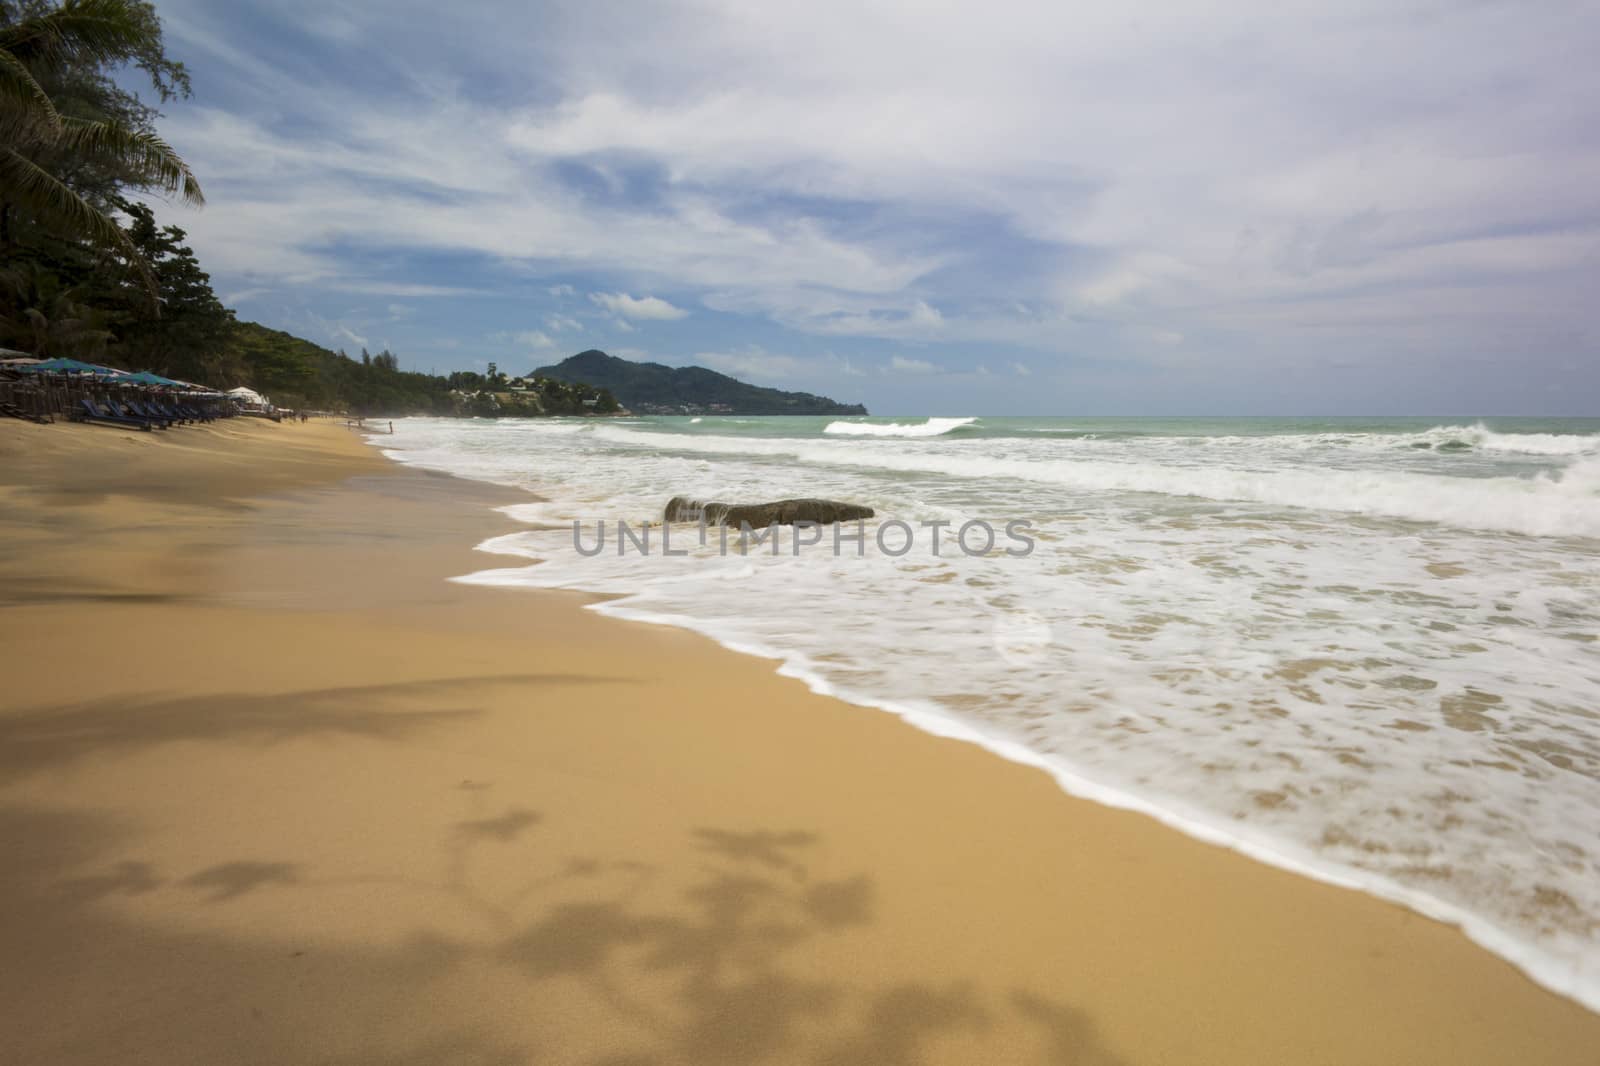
[
  {"left": 0, "top": 261, "right": 112, "bottom": 357},
  {"left": 0, "top": 0, "right": 202, "bottom": 297}
]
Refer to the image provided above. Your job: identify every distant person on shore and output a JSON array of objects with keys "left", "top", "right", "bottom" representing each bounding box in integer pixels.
[{"left": 389, "top": 421, "right": 394, "bottom": 434}]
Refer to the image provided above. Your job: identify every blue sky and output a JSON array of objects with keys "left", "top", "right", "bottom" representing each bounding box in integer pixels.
[{"left": 134, "top": 0, "right": 1599, "bottom": 414}]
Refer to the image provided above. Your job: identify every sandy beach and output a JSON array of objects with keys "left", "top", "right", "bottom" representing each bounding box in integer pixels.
[{"left": 2, "top": 418, "right": 1597, "bottom": 1066}]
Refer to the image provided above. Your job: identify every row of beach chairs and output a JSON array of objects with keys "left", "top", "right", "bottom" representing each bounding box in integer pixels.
[{"left": 72, "top": 396, "right": 230, "bottom": 432}]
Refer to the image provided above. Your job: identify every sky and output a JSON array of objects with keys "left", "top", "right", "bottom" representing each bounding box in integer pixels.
[{"left": 133, "top": 0, "right": 1599, "bottom": 415}]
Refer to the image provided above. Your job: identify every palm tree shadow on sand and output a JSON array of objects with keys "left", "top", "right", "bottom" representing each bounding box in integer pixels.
[{"left": 14, "top": 786, "right": 1127, "bottom": 1066}]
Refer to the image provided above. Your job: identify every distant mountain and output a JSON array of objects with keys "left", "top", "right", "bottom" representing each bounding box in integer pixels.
[{"left": 533, "top": 350, "right": 868, "bottom": 416}]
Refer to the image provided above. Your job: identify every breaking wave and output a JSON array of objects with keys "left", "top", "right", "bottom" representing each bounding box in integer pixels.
[
  {"left": 823, "top": 416, "right": 978, "bottom": 438},
  {"left": 587, "top": 427, "right": 1600, "bottom": 539}
]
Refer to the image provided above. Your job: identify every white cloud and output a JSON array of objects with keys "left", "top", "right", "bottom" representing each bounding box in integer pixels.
[
  {"left": 296, "top": 309, "right": 371, "bottom": 351},
  {"left": 889, "top": 355, "right": 937, "bottom": 375},
  {"left": 801, "top": 299, "right": 944, "bottom": 340},
  {"left": 588, "top": 292, "right": 690, "bottom": 320},
  {"left": 694, "top": 347, "right": 867, "bottom": 384},
  {"left": 1074, "top": 253, "right": 1190, "bottom": 308},
  {"left": 490, "top": 329, "right": 556, "bottom": 349},
  {"left": 1010, "top": 362, "right": 1031, "bottom": 376},
  {"left": 325, "top": 280, "right": 484, "bottom": 298},
  {"left": 544, "top": 313, "right": 582, "bottom": 332},
  {"left": 706, "top": 291, "right": 952, "bottom": 342},
  {"left": 695, "top": 348, "right": 810, "bottom": 381},
  {"left": 333, "top": 324, "right": 367, "bottom": 348},
  {"left": 153, "top": 0, "right": 1600, "bottom": 404}
]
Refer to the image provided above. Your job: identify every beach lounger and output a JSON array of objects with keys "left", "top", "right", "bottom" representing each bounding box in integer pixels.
[
  {"left": 140, "top": 400, "right": 181, "bottom": 426},
  {"left": 85, "top": 398, "right": 150, "bottom": 426},
  {"left": 141, "top": 399, "right": 179, "bottom": 422},
  {"left": 103, "top": 398, "right": 166, "bottom": 429},
  {"left": 75, "top": 398, "right": 152, "bottom": 431},
  {"left": 124, "top": 399, "right": 175, "bottom": 427},
  {"left": 102, "top": 398, "right": 167, "bottom": 428}
]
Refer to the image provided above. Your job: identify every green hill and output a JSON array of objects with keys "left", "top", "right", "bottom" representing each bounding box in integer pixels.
[
  {"left": 224, "top": 323, "right": 617, "bottom": 416},
  {"left": 534, "top": 350, "right": 868, "bottom": 415}
]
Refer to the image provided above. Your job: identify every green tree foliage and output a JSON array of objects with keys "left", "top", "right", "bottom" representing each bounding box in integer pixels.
[
  {"left": 0, "top": 193, "right": 236, "bottom": 379},
  {"left": 0, "top": 0, "right": 202, "bottom": 295},
  {"left": 98, "top": 198, "right": 236, "bottom": 382},
  {"left": 0, "top": 258, "right": 109, "bottom": 356},
  {"left": 220, "top": 322, "right": 620, "bottom": 417},
  {"left": 0, "top": 1, "right": 626, "bottom": 419}
]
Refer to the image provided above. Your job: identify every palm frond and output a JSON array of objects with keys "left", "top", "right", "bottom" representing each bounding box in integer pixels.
[
  {"left": 0, "top": 0, "right": 150, "bottom": 73},
  {"left": 0, "top": 144, "right": 159, "bottom": 299},
  {"left": 56, "top": 116, "right": 204, "bottom": 205},
  {"left": 0, "top": 48, "right": 60, "bottom": 131}
]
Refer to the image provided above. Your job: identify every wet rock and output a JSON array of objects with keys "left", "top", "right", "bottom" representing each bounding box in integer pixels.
[{"left": 665, "top": 495, "right": 875, "bottom": 528}]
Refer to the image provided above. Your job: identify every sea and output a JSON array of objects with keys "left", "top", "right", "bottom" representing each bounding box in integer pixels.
[{"left": 375, "top": 414, "right": 1600, "bottom": 1010}]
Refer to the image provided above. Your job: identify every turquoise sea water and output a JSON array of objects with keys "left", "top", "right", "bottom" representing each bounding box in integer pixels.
[{"left": 378, "top": 414, "right": 1600, "bottom": 1010}]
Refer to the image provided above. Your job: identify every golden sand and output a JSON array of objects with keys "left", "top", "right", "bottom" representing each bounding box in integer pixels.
[{"left": 1, "top": 417, "right": 1596, "bottom": 1065}]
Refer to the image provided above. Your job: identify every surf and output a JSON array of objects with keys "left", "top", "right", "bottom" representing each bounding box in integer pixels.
[{"left": 823, "top": 416, "right": 979, "bottom": 438}]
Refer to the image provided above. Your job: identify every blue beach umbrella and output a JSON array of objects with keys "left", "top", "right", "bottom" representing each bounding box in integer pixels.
[
  {"left": 18, "top": 357, "right": 123, "bottom": 376},
  {"left": 118, "top": 370, "right": 183, "bottom": 386}
]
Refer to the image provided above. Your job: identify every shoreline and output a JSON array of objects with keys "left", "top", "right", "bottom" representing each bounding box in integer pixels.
[
  {"left": 3, "top": 418, "right": 1599, "bottom": 1064},
  {"left": 397, "top": 422, "right": 1599, "bottom": 1015},
  {"left": 465, "top": 540, "right": 1597, "bottom": 1019}
]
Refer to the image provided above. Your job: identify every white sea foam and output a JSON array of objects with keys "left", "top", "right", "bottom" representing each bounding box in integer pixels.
[
  {"left": 823, "top": 416, "right": 978, "bottom": 437},
  {"left": 585, "top": 425, "right": 1600, "bottom": 538},
  {"left": 1257, "top": 424, "right": 1600, "bottom": 456},
  {"left": 379, "top": 414, "right": 1600, "bottom": 1014},
  {"left": 1423, "top": 423, "right": 1600, "bottom": 455},
  {"left": 1016, "top": 422, "right": 1600, "bottom": 457},
  {"left": 462, "top": 554, "right": 1600, "bottom": 1014}
]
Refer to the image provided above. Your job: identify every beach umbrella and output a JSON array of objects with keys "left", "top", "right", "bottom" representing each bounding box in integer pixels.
[
  {"left": 119, "top": 370, "right": 184, "bottom": 386},
  {"left": 12, "top": 357, "right": 123, "bottom": 420},
  {"left": 17, "top": 357, "right": 123, "bottom": 376}
]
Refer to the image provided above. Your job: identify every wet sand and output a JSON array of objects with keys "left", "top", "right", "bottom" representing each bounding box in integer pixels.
[{"left": 1, "top": 417, "right": 1597, "bottom": 1065}]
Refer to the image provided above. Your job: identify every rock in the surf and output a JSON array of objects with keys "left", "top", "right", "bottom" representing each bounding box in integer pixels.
[{"left": 664, "top": 496, "right": 875, "bottom": 528}]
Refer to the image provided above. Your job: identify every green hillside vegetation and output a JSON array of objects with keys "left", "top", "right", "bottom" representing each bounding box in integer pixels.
[
  {"left": 227, "top": 323, "right": 619, "bottom": 416},
  {"left": 535, "top": 350, "right": 868, "bottom": 415}
]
